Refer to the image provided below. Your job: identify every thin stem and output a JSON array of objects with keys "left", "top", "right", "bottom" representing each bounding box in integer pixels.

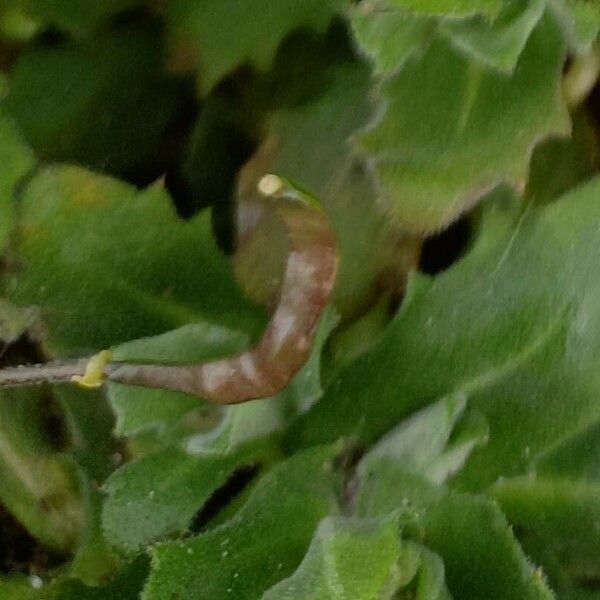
[{"left": 0, "top": 359, "right": 88, "bottom": 388}]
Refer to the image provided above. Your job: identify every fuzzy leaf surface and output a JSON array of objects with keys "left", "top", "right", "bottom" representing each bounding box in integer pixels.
[
  {"left": 143, "top": 447, "right": 340, "bottom": 600},
  {"left": 358, "top": 15, "right": 569, "bottom": 232},
  {"left": 290, "top": 177, "right": 600, "bottom": 493},
  {"left": 7, "top": 166, "right": 264, "bottom": 356}
]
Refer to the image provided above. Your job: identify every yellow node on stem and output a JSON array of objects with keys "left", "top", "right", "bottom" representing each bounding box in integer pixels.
[{"left": 72, "top": 350, "right": 112, "bottom": 389}]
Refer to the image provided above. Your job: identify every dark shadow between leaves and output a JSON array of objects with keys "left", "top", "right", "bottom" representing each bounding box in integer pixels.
[
  {"left": 190, "top": 465, "right": 260, "bottom": 533},
  {"left": 0, "top": 505, "right": 67, "bottom": 575},
  {"left": 419, "top": 214, "right": 473, "bottom": 275}
]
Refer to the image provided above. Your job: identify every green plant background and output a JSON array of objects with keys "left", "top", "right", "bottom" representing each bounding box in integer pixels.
[{"left": 0, "top": 0, "right": 600, "bottom": 597}]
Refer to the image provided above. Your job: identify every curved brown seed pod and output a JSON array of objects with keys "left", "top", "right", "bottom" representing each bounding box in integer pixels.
[{"left": 106, "top": 176, "right": 338, "bottom": 404}]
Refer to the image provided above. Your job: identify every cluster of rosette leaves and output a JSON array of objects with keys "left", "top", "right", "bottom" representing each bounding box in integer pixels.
[{"left": 0, "top": 0, "right": 600, "bottom": 598}]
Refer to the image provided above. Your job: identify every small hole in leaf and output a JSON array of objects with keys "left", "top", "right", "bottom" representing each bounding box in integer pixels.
[
  {"left": 190, "top": 465, "right": 259, "bottom": 532},
  {"left": 419, "top": 215, "right": 473, "bottom": 275}
]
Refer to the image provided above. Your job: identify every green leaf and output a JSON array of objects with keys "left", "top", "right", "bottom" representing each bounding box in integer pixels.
[
  {"left": 261, "top": 514, "right": 415, "bottom": 599},
  {"left": 352, "top": 0, "right": 545, "bottom": 76},
  {"left": 109, "top": 322, "right": 250, "bottom": 436},
  {"left": 52, "top": 556, "right": 150, "bottom": 599},
  {"left": 67, "top": 480, "right": 119, "bottom": 585},
  {"left": 357, "top": 14, "right": 569, "bottom": 232},
  {"left": 56, "top": 386, "right": 115, "bottom": 482},
  {"left": 379, "top": 0, "right": 502, "bottom": 19},
  {"left": 493, "top": 423, "right": 600, "bottom": 588},
  {"left": 326, "top": 293, "right": 396, "bottom": 373},
  {"left": 526, "top": 109, "right": 599, "bottom": 205},
  {"left": 143, "top": 446, "right": 340, "bottom": 600},
  {"left": 4, "top": 24, "right": 186, "bottom": 176},
  {"left": 20, "top": 0, "right": 142, "bottom": 35},
  {"left": 439, "top": 0, "right": 545, "bottom": 73},
  {"left": 548, "top": 0, "right": 600, "bottom": 54},
  {"left": 102, "top": 445, "right": 246, "bottom": 552},
  {"left": 0, "top": 555, "right": 150, "bottom": 599},
  {"left": 416, "top": 549, "right": 452, "bottom": 600},
  {"left": 247, "top": 58, "right": 417, "bottom": 319},
  {"left": 360, "top": 393, "right": 488, "bottom": 485},
  {"left": 491, "top": 476, "right": 600, "bottom": 584},
  {"left": 0, "top": 387, "right": 85, "bottom": 552},
  {"left": 6, "top": 166, "right": 265, "bottom": 356},
  {"left": 536, "top": 420, "right": 600, "bottom": 481},
  {"left": 0, "top": 111, "right": 35, "bottom": 251},
  {"left": 167, "top": 0, "right": 345, "bottom": 93},
  {"left": 184, "top": 307, "right": 340, "bottom": 454},
  {"left": 0, "top": 298, "right": 38, "bottom": 345},
  {"left": 0, "top": 4, "right": 40, "bottom": 42},
  {"left": 0, "top": 576, "right": 42, "bottom": 600},
  {"left": 103, "top": 309, "right": 337, "bottom": 551},
  {"left": 351, "top": 4, "right": 434, "bottom": 76},
  {"left": 356, "top": 465, "right": 553, "bottom": 599},
  {"left": 54, "top": 386, "right": 119, "bottom": 584},
  {"left": 289, "top": 176, "right": 600, "bottom": 491}
]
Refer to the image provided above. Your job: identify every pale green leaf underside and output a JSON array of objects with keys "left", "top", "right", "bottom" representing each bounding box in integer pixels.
[
  {"left": 356, "top": 466, "right": 553, "bottom": 599},
  {"left": 261, "top": 515, "right": 410, "bottom": 599},
  {"left": 350, "top": 381, "right": 548, "bottom": 598},
  {"left": 417, "top": 549, "right": 452, "bottom": 600},
  {"left": 0, "top": 298, "right": 37, "bottom": 345},
  {"left": 361, "top": 394, "right": 488, "bottom": 485},
  {"left": 439, "top": 0, "right": 546, "bottom": 73},
  {"left": 352, "top": 0, "right": 545, "bottom": 76},
  {"left": 351, "top": 5, "right": 434, "bottom": 75}
]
